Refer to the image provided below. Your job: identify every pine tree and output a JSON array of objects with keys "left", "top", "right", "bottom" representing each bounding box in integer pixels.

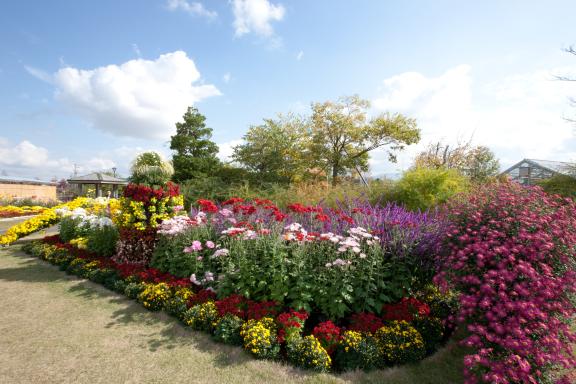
[{"left": 170, "top": 107, "right": 220, "bottom": 183}]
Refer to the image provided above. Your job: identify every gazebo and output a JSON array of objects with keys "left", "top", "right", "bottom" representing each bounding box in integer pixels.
[{"left": 67, "top": 172, "right": 128, "bottom": 198}]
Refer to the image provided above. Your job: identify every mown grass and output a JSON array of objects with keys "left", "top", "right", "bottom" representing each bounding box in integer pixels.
[{"left": 0, "top": 246, "right": 465, "bottom": 384}]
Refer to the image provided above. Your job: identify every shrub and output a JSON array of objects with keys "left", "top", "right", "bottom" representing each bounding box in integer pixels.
[
  {"left": 183, "top": 302, "right": 219, "bottom": 332},
  {"left": 137, "top": 282, "right": 172, "bottom": 311},
  {"left": 312, "top": 320, "right": 341, "bottom": 355},
  {"left": 436, "top": 183, "right": 576, "bottom": 384},
  {"left": 276, "top": 310, "right": 308, "bottom": 343},
  {"left": 164, "top": 287, "right": 194, "bottom": 319},
  {"left": 86, "top": 225, "right": 119, "bottom": 257},
  {"left": 537, "top": 174, "right": 576, "bottom": 199},
  {"left": 113, "top": 228, "right": 157, "bottom": 266},
  {"left": 412, "top": 317, "right": 444, "bottom": 355},
  {"left": 124, "top": 281, "right": 146, "bottom": 299},
  {"left": 374, "top": 321, "right": 425, "bottom": 366},
  {"left": 240, "top": 317, "right": 280, "bottom": 359},
  {"left": 66, "top": 257, "right": 88, "bottom": 276},
  {"left": 59, "top": 216, "right": 82, "bottom": 243},
  {"left": 213, "top": 314, "right": 244, "bottom": 345},
  {"left": 333, "top": 330, "right": 379, "bottom": 371},
  {"left": 393, "top": 167, "right": 469, "bottom": 211},
  {"left": 286, "top": 335, "right": 332, "bottom": 372}
]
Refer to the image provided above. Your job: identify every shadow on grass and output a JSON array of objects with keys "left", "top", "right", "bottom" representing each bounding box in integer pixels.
[{"left": 1, "top": 246, "right": 466, "bottom": 382}]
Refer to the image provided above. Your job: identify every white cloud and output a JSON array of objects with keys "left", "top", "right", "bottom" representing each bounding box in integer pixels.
[
  {"left": 217, "top": 139, "right": 243, "bottom": 162},
  {"left": 24, "top": 65, "right": 53, "bottom": 83},
  {"left": 232, "top": 0, "right": 285, "bottom": 38},
  {"left": 372, "top": 65, "right": 576, "bottom": 173},
  {"left": 0, "top": 138, "right": 74, "bottom": 179},
  {"left": 223, "top": 72, "right": 232, "bottom": 83},
  {"left": 52, "top": 51, "right": 221, "bottom": 140},
  {"left": 166, "top": 0, "right": 217, "bottom": 19},
  {"left": 296, "top": 50, "right": 304, "bottom": 61}
]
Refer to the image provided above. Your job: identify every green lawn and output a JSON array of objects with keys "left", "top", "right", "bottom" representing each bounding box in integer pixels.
[{"left": 0, "top": 245, "right": 465, "bottom": 384}]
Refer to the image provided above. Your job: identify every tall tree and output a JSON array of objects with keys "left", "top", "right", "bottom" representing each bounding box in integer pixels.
[
  {"left": 308, "top": 95, "right": 420, "bottom": 185},
  {"left": 170, "top": 107, "right": 220, "bottom": 183},
  {"left": 232, "top": 114, "right": 308, "bottom": 183}
]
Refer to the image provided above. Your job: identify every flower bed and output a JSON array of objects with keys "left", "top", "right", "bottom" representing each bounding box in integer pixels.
[
  {"left": 0, "top": 205, "right": 46, "bottom": 218},
  {"left": 22, "top": 237, "right": 451, "bottom": 372},
  {"left": 436, "top": 183, "right": 576, "bottom": 384},
  {"left": 0, "top": 197, "right": 109, "bottom": 245}
]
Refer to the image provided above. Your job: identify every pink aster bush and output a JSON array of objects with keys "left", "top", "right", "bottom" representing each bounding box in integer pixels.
[{"left": 436, "top": 182, "right": 576, "bottom": 384}]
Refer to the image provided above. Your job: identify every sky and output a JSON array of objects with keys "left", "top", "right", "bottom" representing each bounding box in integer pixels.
[{"left": 1, "top": 0, "right": 576, "bottom": 180}]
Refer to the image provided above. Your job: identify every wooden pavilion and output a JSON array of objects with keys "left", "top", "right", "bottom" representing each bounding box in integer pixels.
[{"left": 67, "top": 172, "right": 128, "bottom": 198}]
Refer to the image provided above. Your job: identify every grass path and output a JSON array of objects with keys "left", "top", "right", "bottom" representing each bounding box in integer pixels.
[{"left": 0, "top": 245, "right": 465, "bottom": 384}]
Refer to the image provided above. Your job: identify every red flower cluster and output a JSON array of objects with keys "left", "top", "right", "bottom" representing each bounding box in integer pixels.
[
  {"left": 312, "top": 320, "right": 341, "bottom": 354},
  {"left": 197, "top": 199, "right": 218, "bottom": 213},
  {"left": 277, "top": 309, "right": 309, "bottom": 343},
  {"left": 348, "top": 312, "right": 384, "bottom": 334},
  {"left": 188, "top": 289, "right": 217, "bottom": 307},
  {"left": 123, "top": 182, "right": 179, "bottom": 204},
  {"left": 382, "top": 297, "right": 430, "bottom": 322},
  {"left": 215, "top": 294, "right": 247, "bottom": 318},
  {"left": 233, "top": 204, "right": 256, "bottom": 215},
  {"left": 222, "top": 197, "right": 245, "bottom": 206},
  {"left": 287, "top": 203, "right": 322, "bottom": 213},
  {"left": 245, "top": 300, "right": 279, "bottom": 320}
]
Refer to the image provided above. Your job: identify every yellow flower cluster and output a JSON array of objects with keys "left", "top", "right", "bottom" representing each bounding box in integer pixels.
[
  {"left": 69, "top": 237, "right": 88, "bottom": 249},
  {"left": 116, "top": 195, "right": 184, "bottom": 231},
  {"left": 339, "top": 330, "right": 363, "bottom": 353},
  {"left": 138, "top": 282, "right": 172, "bottom": 311},
  {"left": 287, "top": 335, "right": 331, "bottom": 372},
  {"left": 184, "top": 301, "right": 218, "bottom": 331},
  {"left": 240, "top": 317, "right": 279, "bottom": 359},
  {"left": 0, "top": 197, "right": 94, "bottom": 245},
  {"left": 0, "top": 205, "right": 46, "bottom": 217},
  {"left": 374, "top": 320, "right": 425, "bottom": 365}
]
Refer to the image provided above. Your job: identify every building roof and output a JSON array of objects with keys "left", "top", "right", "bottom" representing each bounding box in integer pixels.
[
  {"left": 67, "top": 172, "right": 128, "bottom": 185},
  {"left": 0, "top": 176, "right": 56, "bottom": 186},
  {"left": 501, "top": 159, "right": 576, "bottom": 177}
]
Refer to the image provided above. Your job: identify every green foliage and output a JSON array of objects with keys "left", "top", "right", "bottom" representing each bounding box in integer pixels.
[
  {"left": 414, "top": 142, "right": 500, "bottom": 183},
  {"left": 183, "top": 302, "right": 219, "bottom": 332},
  {"left": 286, "top": 335, "right": 332, "bottom": 372},
  {"left": 232, "top": 114, "right": 307, "bottom": 183},
  {"left": 213, "top": 314, "right": 245, "bottom": 345},
  {"left": 394, "top": 167, "right": 469, "bottom": 211},
  {"left": 537, "top": 174, "right": 576, "bottom": 199},
  {"left": 334, "top": 331, "right": 380, "bottom": 371},
  {"left": 137, "top": 282, "right": 172, "bottom": 311},
  {"left": 59, "top": 217, "right": 83, "bottom": 243},
  {"left": 129, "top": 151, "right": 174, "bottom": 187},
  {"left": 124, "top": 281, "right": 146, "bottom": 299},
  {"left": 374, "top": 321, "right": 426, "bottom": 366},
  {"left": 170, "top": 107, "right": 221, "bottom": 183},
  {"left": 309, "top": 95, "right": 420, "bottom": 184},
  {"left": 150, "top": 226, "right": 219, "bottom": 279},
  {"left": 164, "top": 287, "right": 194, "bottom": 320},
  {"left": 412, "top": 317, "right": 444, "bottom": 355},
  {"left": 86, "top": 225, "right": 119, "bottom": 257}
]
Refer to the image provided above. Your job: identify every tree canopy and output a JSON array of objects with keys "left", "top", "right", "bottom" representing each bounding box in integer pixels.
[
  {"left": 170, "top": 107, "right": 220, "bottom": 183},
  {"left": 413, "top": 141, "right": 500, "bottom": 183},
  {"left": 232, "top": 95, "right": 420, "bottom": 185}
]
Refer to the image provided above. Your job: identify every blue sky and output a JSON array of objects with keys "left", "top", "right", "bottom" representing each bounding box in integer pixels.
[{"left": 1, "top": 0, "right": 576, "bottom": 180}]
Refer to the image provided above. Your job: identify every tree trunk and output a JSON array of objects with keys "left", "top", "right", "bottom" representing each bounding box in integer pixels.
[{"left": 332, "top": 164, "right": 339, "bottom": 186}]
